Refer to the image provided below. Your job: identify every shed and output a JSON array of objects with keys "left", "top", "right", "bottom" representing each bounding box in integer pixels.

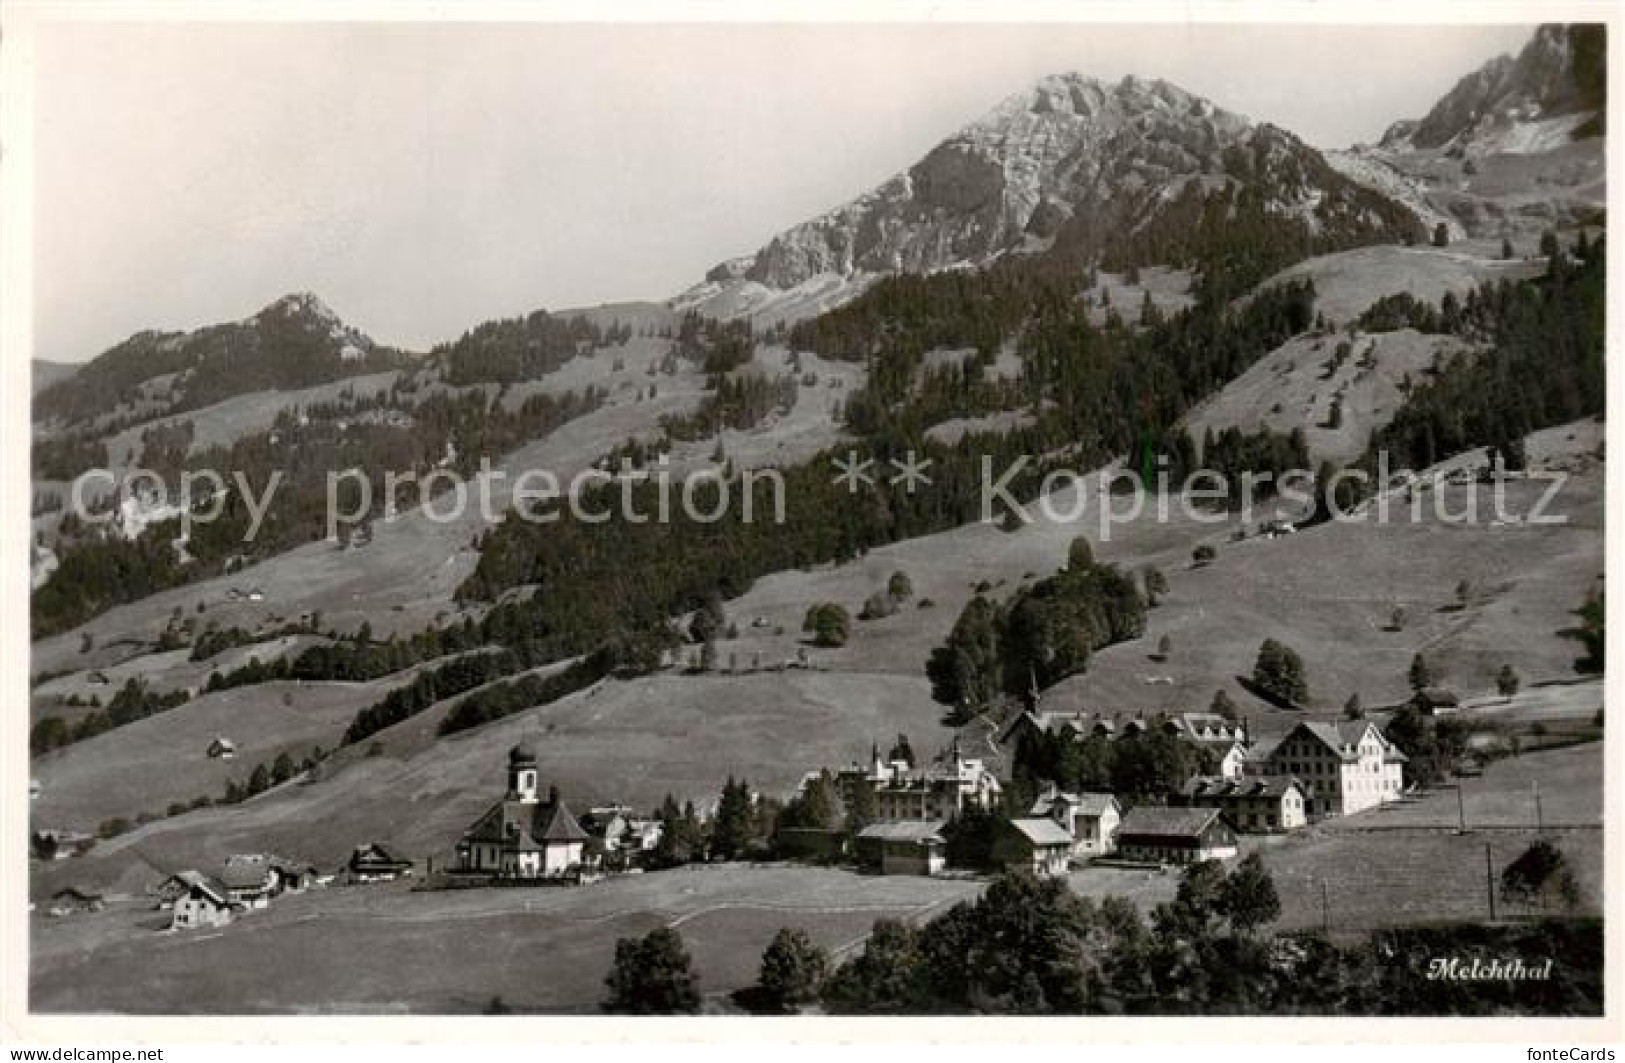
[{"left": 856, "top": 820, "right": 947, "bottom": 876}]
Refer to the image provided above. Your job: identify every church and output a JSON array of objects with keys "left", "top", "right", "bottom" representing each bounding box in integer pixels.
[{"left": 455, "top": 741, "right": 591, "bottom": 879}]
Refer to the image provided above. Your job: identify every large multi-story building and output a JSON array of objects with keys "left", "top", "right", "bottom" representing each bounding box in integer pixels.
[
  {"left": 1246, "top": 721, "right": 1406, "bottom": 817},
  {"left": 828, "top": 735, "right": 1002, "bottom": 823}
]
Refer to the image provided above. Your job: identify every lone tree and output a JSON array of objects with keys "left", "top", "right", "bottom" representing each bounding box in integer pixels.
[
  {"left": 711, "top": 776, "right": 756, "bottom": 861},
  {"left": 1388, "top": 605, "right": 1407, "bottom": 632},
  {"left": 1220, "top": 852, "right": 1282, "bottom": 933},
  {"left": 1431, "top": 222, "right": 1450, "bottom": 248},
  {"left": 802, "top": 603, "right": 851, "bottom": 648},
  {"left": 1500, "top": 840, "right": 1582, "bottom": 912},
  {"left": 1497, "top": 665, "right": 1521, "bottom": 699},
  {"left": 603, "top": 928, "right": 702, "bottom": 1014},
  {"left": 1209, "top": 689, "right": 1240, "bottom": 721},
  {"left": 1408, "top": 652, "right": 1434, "bottom": 694},
  {"left": 1344, "top": 693, "right": 1364, "bottom": 721},
  {"left": 1154, "top": 634, "right": 1173, "bottom": 662},
  {"left": 1142, "top": 565, "right": 1169, "bottom": 606},
  {"left": 757, "top": 928, "right": 829, "bottom": 1011},
  {"left": 1501, "top": 236, "right": 1515, "bottom": 260},
  {"left": 1561, "top": 588, "right": 1604, "bottom": 675},
  {"left": 1252, "top": 638, "right": 1308, "bottom": 705},
  {"left": 1192, "top": 544, "right": 1217, "bottom": 567},
  {"left": 886, "top": 570, "right": 914, "bottom": 604}
]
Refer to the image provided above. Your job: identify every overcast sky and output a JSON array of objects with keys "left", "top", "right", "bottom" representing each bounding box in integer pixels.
[{"left": 32, "top": 20, "right": 1537, "bottom": 363}]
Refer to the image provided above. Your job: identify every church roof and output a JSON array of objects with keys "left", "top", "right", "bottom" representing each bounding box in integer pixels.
[
  {"left": 536, "top": 800, "right": 589, "bottom": 843},
  {"left": 464, "top": 797, "right": 588, "bottom": 848}
]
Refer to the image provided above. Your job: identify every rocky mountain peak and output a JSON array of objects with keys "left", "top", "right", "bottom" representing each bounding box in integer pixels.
[
  {"left": 694, "top": 72, "right": 1262, "bottom": 300},
  {"left": 1380, "top": 23, "right": 1604, "bottom": 152}
]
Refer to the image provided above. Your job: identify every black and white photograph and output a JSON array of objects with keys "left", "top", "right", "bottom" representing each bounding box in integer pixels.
[{"left": 4, "top": 1, "right": 1617, "bottom": 1044}]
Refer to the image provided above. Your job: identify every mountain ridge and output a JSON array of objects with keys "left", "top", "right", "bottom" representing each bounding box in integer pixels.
[
  {"left": 1380, "top": 23, "right": 1605, "bottom": 153},
  {"left": 676, "top": 71, "right": 1425, "bottom": 323}
]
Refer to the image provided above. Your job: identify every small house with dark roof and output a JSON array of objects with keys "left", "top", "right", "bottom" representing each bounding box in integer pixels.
[
  {"left": 1414, "top": 687, "right": 1461, "bottom": 716},
  {"left": 856, "top": 820, "right": 947, "bottom": 876},
  {"left": 48, "top": 886, "right": 104, "bottom": 915},
  {"left": 348, "top": 842, "right": 413, "bottom": 883},
  {"left": 1114, "top": 806, "right": 1239, "bottom": 865},
  {"left": 456, "top": 742, "right": 592, "bottom": 880},
  {"left": 1176, "top": 774, "right": 1307, "bottom": 833}
]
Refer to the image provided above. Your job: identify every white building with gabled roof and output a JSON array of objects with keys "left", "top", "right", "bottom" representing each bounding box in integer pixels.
[{"left": 1246, "top": 720, "right": 1405, "bottom": 817}]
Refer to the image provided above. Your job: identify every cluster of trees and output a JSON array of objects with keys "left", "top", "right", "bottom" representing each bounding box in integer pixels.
[
  {"left": 435, "top": 649, "right": 621, "bottom": 736},
  {"left": 221, "top": 747, "right": 324, "bottom": 805},
  {"left": 858, "top": 570, "right": 915, "bottom": 621},
  {"left": 30, "top": 677, "right": 192, "bottom": 756},
  {"left": 449, "top": 206, "right": 1355, "bottom": 722},
  {"left": 1562, "top": 587, "right": 1605, "bottom": 676},
  {"left": 611, "top": 861, "right": 1260, "bottom": 1015},
  {"left": 341, "top": 649, "right": 522, "bottom": 746},
  {"left": 35, "top": 304, "right": 412, "bottom": 426},
  {"left": 1090, "top": 128, "right": 1420, "bottom": 296},
  {"left": 1372, "top": 234, "right": 1604, "bottom": 471},
  {"left": 647, "top": 778, "right": 780, "bottom": 868},
  {"left": 1501, "top": 840, "right": 1583, "bottom": 911},
  {"left": 673, "top": 311, "right": 754, "bottom": 376},
  {"left": 339, "top": 626, "right": 665, "bottom": 747},
  {"left": 1384, "top": 703, "right": 1471, "bottom": 788},
  {"left": 436, "top": 309, "right": 611, "bottom": 385},
  {"left": 1251, "top": 638, "right": 1310, "bottom": 706},
  {"left": 660, "top": 372, "right": 798, "bottom": 441},
  {"left": 34, "top": 385, "right": 604, "bottom": 637},
  {"left": 80, "top": 743, "right": 331, "bottom": 835},
  {"left": 1009, "top": 724, "right": 1218, "bottom": 803},
  {"left": 802, "top": 603, "right": 852, "bottom": 648},
  {"left": 800, "top": 864, "right": 1596, "bottom": 1015},
  {"left": 926, "top": 539, "right": 1146, "bottom": 719},
  {"left": 33, "top": 431, "right": 109, "bottom": 482}
]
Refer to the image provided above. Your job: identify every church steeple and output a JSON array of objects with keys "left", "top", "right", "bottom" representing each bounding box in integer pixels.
[{"left": 507, "top": 741, "right": 539, "bottom": 804}]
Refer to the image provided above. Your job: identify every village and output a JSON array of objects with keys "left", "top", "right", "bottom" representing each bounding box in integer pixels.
[{"left": 35, "top": 687, "right": 1438, "bottom": 932}]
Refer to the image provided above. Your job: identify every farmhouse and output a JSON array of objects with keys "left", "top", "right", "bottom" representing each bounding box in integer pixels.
[
  {"left": 348, "top": 843, "right": 414, "bottom": 883},
  {"left": 220, "top": 855, "right": 278, "bottom": 909},
  {"left": 1114, "top": 806, "right": 1239, "bottom": 865},
  {"left": 1247, "top": 720, "right": 1406, "bottom": 817},
  {"left": 48, "top": 886, "right": 104, "bottom": 915},
  {"left": 168, "top": 870, "right": 236, "bottom": 930},
  {"left": 1177, "top": 775, "right": 1307, "bottom": 833},
  {"left": 455, "top": 742, "right": 593, "bottom": 880},
  {"left": 994, "top": 818, "right": 1075, "bottom": 878},
  {"left": 267, "top": 856, "right": 318, "bottom": 893},
  {"left": 856, "top": 820, "right": 947, "bottom": 876},
  {"left": 1030, "top": 788, "right": 1121, "bottom": 856},
  {"left": 1414, "top": 687, "right": 1462, "bottom": 716}
]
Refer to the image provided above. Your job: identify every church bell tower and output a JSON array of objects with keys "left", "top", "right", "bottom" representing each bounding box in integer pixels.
[{"left": 507, "top": 741, "right": 539, "bottom": 804}]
